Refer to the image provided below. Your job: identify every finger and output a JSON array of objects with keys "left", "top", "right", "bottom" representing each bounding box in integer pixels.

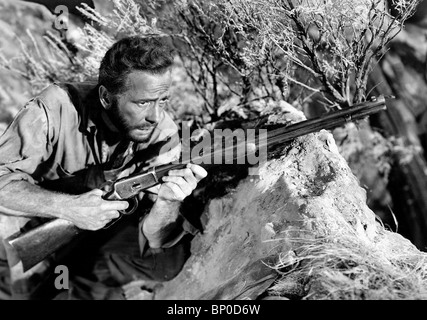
[
  {"left": 167, "top": 168, "right": 191, "bottom": 177},
  {"left": 99, "top": 211, "right": 120, "bottom": 223},
  {"left": 182, "top": 168, "right": 197, "bottom": 189},
  {"left": 106, "top": 210, "right": 120, "bottom": 219},
  {"left": 168, "top": 168, "right": 197, "bottom": 189},
  {"left": 98, "top": 221, "right": 112, "bottom": 230},
  {"left": 162, "top": 176, "right": 193, "bottom": 196},
  {"left": 102, "top": 199, "right": 129, "bottom": 211},
  {"left": 163, "top": 182, "right": 187, "bottom": 201},
  {"left": 87, "top": 221, "right": 105, "bottom": 231},
  {"left": 187, "top": 163, "right": 208, "bottom": 181}
]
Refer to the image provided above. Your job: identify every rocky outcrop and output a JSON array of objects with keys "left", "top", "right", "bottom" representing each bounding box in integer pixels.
[{"left": 151, "top": 106, "right": 427, "bottom": 300}]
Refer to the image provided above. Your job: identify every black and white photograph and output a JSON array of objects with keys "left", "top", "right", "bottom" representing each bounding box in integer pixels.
[{"left": 0, "top": 0, "right": 425, "bottom": 305}]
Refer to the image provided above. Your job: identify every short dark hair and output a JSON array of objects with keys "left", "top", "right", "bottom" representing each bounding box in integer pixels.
[{"left": 99, "top": 36, "right": 175, "bottom": 95}]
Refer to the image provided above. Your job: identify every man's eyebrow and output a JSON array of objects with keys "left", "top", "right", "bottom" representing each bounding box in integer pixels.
[
  {"left": 134, "top": 98, "right": 155, "bottom": 103},
  {"left": 135, "top": 93, "right": 170, "bottom": 101}
]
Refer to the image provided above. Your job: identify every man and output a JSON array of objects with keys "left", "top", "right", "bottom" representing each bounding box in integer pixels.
[{"left": 0, "top": 36, "right": 207, "bottom": 299}]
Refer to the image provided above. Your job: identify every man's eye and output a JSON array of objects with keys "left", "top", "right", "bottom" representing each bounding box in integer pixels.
[
  {"left": 159, "top": 99, "right": 169, "bottom": 106},
  {"left": 137, "top": 102, "right": 151, "bottom": 108}
]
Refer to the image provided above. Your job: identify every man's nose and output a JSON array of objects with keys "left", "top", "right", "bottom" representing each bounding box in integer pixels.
[{"left": 146, "top": 102, "right": 161, "bottom": 124}]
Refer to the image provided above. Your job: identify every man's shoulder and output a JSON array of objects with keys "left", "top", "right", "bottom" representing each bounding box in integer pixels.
[
  {"left": 37, "top": 83, "right": 70, "bottom": 103},
  {"left": 37, "top": 81, "right": 98, "bottom": 108},
  {"left": 31, "top": 81, "right": 97, "bottom": 131}
]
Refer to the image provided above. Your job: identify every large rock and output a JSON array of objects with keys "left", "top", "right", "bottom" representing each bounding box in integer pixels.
[
  {"left": 153, "top": 114, "right": 398, "bottom": 299},
  {"left": 149, "top": 97, "right": 427, "bottom": 300}
]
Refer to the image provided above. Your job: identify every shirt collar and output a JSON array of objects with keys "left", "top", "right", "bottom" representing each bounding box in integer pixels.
[{"left": 56, "top": 81, "right": 102, "bottom": 135}]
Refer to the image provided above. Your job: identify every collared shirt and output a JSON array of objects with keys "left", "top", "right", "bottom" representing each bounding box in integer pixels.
[
  {"left": 0, "top": 82, "right": 189, "bottom": 257},
  {"left": 0, "top": 82, "right": 181, "bottom": 193}
]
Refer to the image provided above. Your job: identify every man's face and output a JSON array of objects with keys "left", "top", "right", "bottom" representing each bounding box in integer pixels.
[{"left": 108, "top": 69, "right": 172, "bottom": 143}]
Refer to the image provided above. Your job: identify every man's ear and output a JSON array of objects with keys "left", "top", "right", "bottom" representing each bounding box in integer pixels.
[{"left": 99, "top": 85, "right": 112, "bottom": 109}]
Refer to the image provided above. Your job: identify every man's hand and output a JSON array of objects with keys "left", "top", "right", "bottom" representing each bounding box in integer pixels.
[
  {"left": 157, "top": 163, "right": 208, "bottom": 203},
  {"left": 141, "top": 163, "right": 207, "bottom": 248},
  {"left": 61, "top": 189, "right": 129, "bottom": 230}
]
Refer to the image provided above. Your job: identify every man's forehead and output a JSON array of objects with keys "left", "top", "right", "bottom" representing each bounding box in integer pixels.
[{"left": 123, "top": 70, "right": 172, "bottom": 98}]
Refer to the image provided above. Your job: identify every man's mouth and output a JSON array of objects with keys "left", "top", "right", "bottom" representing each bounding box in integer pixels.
[
  {"left": 135, "top": 126, "right": 156, "bottom": 131},
  {"left": 137, "top": 126, "right": 155, "bottom": 132},
  {"left": 128, "top": 126, "right": 156, "bottom": 142},
  {"left": 132, "top": 125, "right": 158, "bottom": 138}
]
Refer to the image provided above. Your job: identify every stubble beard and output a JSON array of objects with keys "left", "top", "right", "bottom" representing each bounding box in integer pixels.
[{"left": 108, "top": 98, "right": 155, "bottom": 143}]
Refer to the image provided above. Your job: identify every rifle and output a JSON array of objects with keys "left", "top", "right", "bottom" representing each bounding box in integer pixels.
[{"left": 3, "top": 95, "right": 390, "bottom": 272}]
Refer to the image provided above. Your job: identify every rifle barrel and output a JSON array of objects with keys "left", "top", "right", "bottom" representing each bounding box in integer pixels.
[
  {"left": 266, "top": 96, "right": 386, "bottom": 149},
  {"left": 156, "top": 96, "right": 387, "bottom": 169}
]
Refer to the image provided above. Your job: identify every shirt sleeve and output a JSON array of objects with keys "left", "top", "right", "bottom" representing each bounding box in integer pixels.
[
  {"left": 138, "top": 213, "right": 188, "bottom": 256},
  {"left": 0, "top": 97, "right": 53, "bottom": 190}
]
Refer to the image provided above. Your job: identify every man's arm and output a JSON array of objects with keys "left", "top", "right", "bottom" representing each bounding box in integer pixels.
[
  {"left": 0, "top": 96, "right": 128, "bottom": 230},
  {"left": 0, "top": 180, "right": 128, "bottom": 230},
  {"left": 142, "top": 163, "right": 207, "bottom": 248}
]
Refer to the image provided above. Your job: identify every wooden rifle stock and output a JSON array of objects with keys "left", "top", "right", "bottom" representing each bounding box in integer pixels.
[
  {"left": 4, "top": 96, "right": 389, "bottom": 272},
  {"left": 3, "top": 219, "right": 81, "bottom": 270}
]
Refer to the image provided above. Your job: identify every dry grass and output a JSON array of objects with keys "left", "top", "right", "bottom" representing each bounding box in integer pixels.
[{"left": 268, "top": 226, "right": 427, "bottom": 300}]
